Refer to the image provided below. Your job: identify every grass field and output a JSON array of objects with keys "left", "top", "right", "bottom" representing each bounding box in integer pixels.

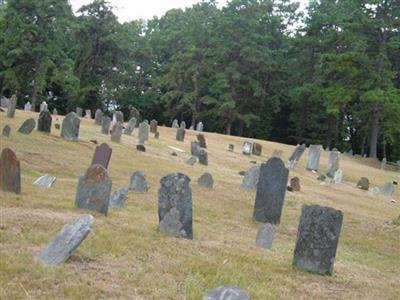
[{"left": 1, "top": 110, "right": 399, "bottom": 299}]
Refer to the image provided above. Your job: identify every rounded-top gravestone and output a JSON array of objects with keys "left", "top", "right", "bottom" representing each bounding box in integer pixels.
[
  {"left": 18, "top": 118, "right": 36, "bottom": 134},
  {"left": 61, "top": 112, "right": 80, "bottom": 141},
  {"left": 2, "top": 125, "right": 11, "bottom": 138},
  {"left": 198, "top": 173, "right": 213, "bottom": 189},
  {"left": 129, "top": 171, "right": 149, "bottom": 192}
]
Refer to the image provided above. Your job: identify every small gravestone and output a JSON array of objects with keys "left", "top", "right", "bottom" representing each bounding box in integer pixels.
[
  {"left": 241, "top": 165, "right": 260, "bottom": 190},
  {"left": 306, "top": 145, "right": 322, "bottom": 171},
  {"left": 109, "top": 187, "right": 128, "bottom": 208},
  {"left": 287, "top": 144, "right": 306, "bottom": 169},
  {"left": 228, "top": 144, "right": 234, "bottom": 152},
  {"left": 2, "top": 125, "right": 11, "bottom": 138},
  {"left": 317, "top": 174, "right": 326, "bottom": 181},
  {"left": 176, "top": 128, "right": 186, "bottom": 142},
  {"left": 252, "top": 143, "right": 262, "bottom": 156},
  {"left": 290, "top": 177, "right": 301, "bottom": 191},
  {"left": 357, "top": 177, "right": 369, "bottom": 190},
  {"left": 36, "top": 215, "right": 94, "bottom": 265},
  {"left": 198, "top": 173, "right": 213, "bottom": 189},
  {"left": 7, "top": 95, "right": 16, "bottom": 118},
  {"left": 124, "top": 117, "right": 136, "bottom": 135},
  {"left": 253, "top": 157, "right": 288, "bottom": 224},
  {"left": 91, "top": 143, "right": 112, "bottom": 169},
  {"left": 191, "top": 141, "right": 200, "bottom": 157},
  {"left": 180, "top": 121, "right": 186, "bottom": 129},
  {"left": 197, "top": 134, "right": 207, "bottom": 148},
  {"left": 196, "top": 121, "right": 203, "bottom": 132},
  {"left": 332, "top": 169, "right": 343, "bottom": 184},
  {"left": 110, "top": 122, "right": 123, "bottom": 143},
  {"left": 293, "top": 204, "right": 343, "bottom": 275},
  {"left": 172, "top": 119, "right": 179, "bottom": 128},
  {"left": 24, "top": 101, "right": 32, "bottom": 111},
  {"left": 380, "top": 182, "right": 395, "bottom": 196},
  {"left": 94, "top": 109, "right": 103, "bottom": 125},
  {"left": 185, "top": 156, "right": 197, "bottom": 165},
  {"left": 85, "top": 109, "right": 91, "bottom": 119},
  {"left": 76, "top": 107, "right": 83, "bottom": 118},
  {"left": 38, "top": 110, "right": 52, "bottom": 133},
  {"left": 40, "top": 101, "right": 48, "bottom": 112},
  {"left": 203, "top": 286, "right": 250, "bottom": 300},
  {"left": 101, "top": 116, "right": 111, "bottom": 134},
  {"left": 380, "top": 158, "right": 387, "bottom": 170},
  {"left": 158, "top": 173, "right": 192, "bottom": 239},
  {"left": 150, "top": 119, "right": 158, "bottom": 133},
  {"left": 155, "top": 132, "right": 160, "bottom": 139},
  {"left": 138, "top": 122, "right": 149, "bottom": 144},
  {"left": 130, "top": 107, "right": 140, "bottom": 124},
  {"left": 242, "top": 142, "right": 252, "bottom": 155},
  {"left": 327, "top": 151, "right": 340, "bottom": 177},
  {"left": 33, "top": 175, "right": 56, "bottom": 188},
  {"left": 61, "top": 112, "right": 80, "bottom": 141},
  {"left": 256, "top": 223, "right": 276, "bottom": 249},
  {"left": 0, "top": 148, "right": 21, "bottom": 194},
  {"left": 52, "top": 108, "right": 58, "bottom": 115},
  {"left": 198, "top": 149, "right": 208, "bottom": 165},
  {"left": 114, "top": 111, "right": 124, "bottom": 123},
  {"left": 18, "top": 118, "right": 36, "bottom": 134},
  {"left": 129, "top": 171, "right": 148, "bottom": 192},
  {"left": 136, "top": 144, "right": 146, "bottom": 152},
  {"left": 75, "top": 164, "right": 112, "bottom": 216}
]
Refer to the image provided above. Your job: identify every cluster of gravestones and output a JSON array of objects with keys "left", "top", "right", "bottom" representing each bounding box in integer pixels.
[{"left": 171, "top": 118, "right": 204, "bottom": 132}]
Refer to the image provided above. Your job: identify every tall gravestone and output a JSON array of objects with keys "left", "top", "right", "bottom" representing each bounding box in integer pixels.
[
  {"left": 176, "top": 128, "right": 186, "bottom": 142},
  {"left": 197, "top": 134, "right": 207, "bottom": 148},
  {"left": 196, "top": 121, "right": 203, "bottom": 132},
  {"left": 94, "top": 109, "right": 103, "bottom": 125},
  {"left": 293, "top": 204, "right": 343, "bottom": 275},
  {"left": 61, "top": 112, "right": 80, "bottom": 141},
  {"left": 253, "top": 157, "right": 288, "bottom": 224},
  {"left": 332, "top": 169, "right": 343, "bottom": 184},
  {"left": 38, "top": 110, "right": 52, "bottom": 133},
  {"left": 7, "top": 94, "right": 16, "bottom": 118},
  {"left": 2, "top": 125, "right": 11, "bottom": 138},
  {"left": 40, "top": 101, "right": 48, "bottom": 112},
  {"left": 110, "top": 122, "right": 123, "bottom": 143},
  {"left": 158, "top": 173, "right": 193, "bottom": 239},
  {"left": 287, "top": 144, "right": 306, "bottom": 169},
  {"left": 0, "top": 148, "right": 21, "bottom": 194},
  {"left": 18, "top": 118, "right": 36, "bottom": 134},
  {"left": 91, "top": 143, "right": 112, "bottom": 169},
  {"left": 101, "top": 116, "right": 111, "bottom": 135},
  {"left": 150, "top": 119, "right": 158, "bottom": 133},
  {"left": 138, "top": 122, "right": 149, "bottom": 144},
  {"left": 52, "top": 108, "right": 58, "bottom": 115},
  {"left": 327, "top": 151, "right": 340, "bottom": 177},
  {"left": 129, "top": 171, "right": 149, "bottom": 192},
  {"left": 306, "top": 145, "right": 322, "bottom": 172},
  {"left": 124, "top": 117, "right": 137, "bottom": 135},
  {"left": 75, "top": 164, "right": 112, "bottom": 216}
]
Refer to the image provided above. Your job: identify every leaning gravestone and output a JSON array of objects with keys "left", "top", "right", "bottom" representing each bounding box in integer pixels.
[
  {"left": 252, "top": 143, "right": 262, "bottom": 156},
  {"left": 172, "top": 119, "right": 179, "bottom": 128},
  {"left": 114, "top": 111, "right": 124, "bottom": 123},
  {"left": 75, "top": 164, "right": 112, "bottom": 216},
  {"left": 241, "top": 165, "right": 260, "bottom": 190},
  {"left": 61, "top": 112, "right": 80, "bottom": 141},
  {"left": 36, "top": 215, "right": 94, "bottom": 265},
  {"left": 197, "top": 134, "right": 207, "bottom": 148},
  {"left": 256, "top": 223, "right": 277, "bottom": 249},
  {"left": 198, "top": 149, "right": 208, "bottom": 166},
  {"left": 109, "top": 187, "right": 129, "bottom": 208},
  {"left": 185, "top": 156, "right": 197, "bottom": 166},
  {"left": 357, "top": 177, "right": 369, "bottom": 190},
  {"left": 138, "top": 122, "right": 149, "bottom": 144},
  {"left": 242, "top": 142, "right": 252, "bottom": 155},
  {"left": 287, "top": 144, "right": 306, "bottom": 169},
  {"left": 91, "top": 143, "right": 112, "bottom": 169},
  {"left": 293, "top": 204, "right": 343, "bottom": 275},
  {"left": 290, "top": 176, "right": 301, "bottom": 192},
  {"left": 76, "top": 107, "right": 83, "bottom": 118},
  {"left": 18, "top": 118, "right": 36, "bottom": 135},
  {"left": 33, "top": 175, "right": 56, "bottom": 188},
  {"left": 94, "top": 109, "right": 103, "bottom": 125},
  {"left": 38, "top": 110, "right": 52, "bottom": 133},
  {"left": 0, "top": 148, "right": 21, "bottom": 194},
  {"left": 101, "top": 116, "right": 111, "bottom": 135},
  {"left": 332, "top": 169, "right": 343, "bottom": 184},
  {"left": 191, "top": 141, "right": 200, "bottom": 157},
  {"left": 2, "top": 125, "right": 11, "bottom": 138},
  {"left": 198, "top": 173, "right": 213, "bottom": 189},
  {"left": 124, "top": 117, "right": 137, "bottom": 135},
  {"left": 7, "top": 94, "right": 16, "bottom": 118},
  {"left": 327, "top": 151, "right": 340, "bottom": 177},
  {"left": 176, "top": 128, "right": 186, "bottom": 142},
  {"left": 85, "top": 109, "right": 91, "bottom": 119},
  {"left": 306, "top": 144, "right": 322, "bottom": 172},
  {"left": 110, "top": 122, "right": 123, "bottom": 143},
  {"left": 158, "top": 173, "right": 192, "bottom": 239},
  {"left": 24, "top": 101, "right": 32, "bottom": 111},
  {"left": 150, "top": 119, "right": 158, "bottom": 133},
  {"left": 129, "top": 171, "right": 149, "bottom": 192},
  {"left": 253, "top": 157, "right": 288, "bottom": 224},
  {"left": 203, "top": 286, "right": 250, "bottom": 300}
]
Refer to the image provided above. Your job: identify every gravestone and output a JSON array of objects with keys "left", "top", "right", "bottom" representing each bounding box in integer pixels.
[
  {"left": 94, "top": 109, "right": 103, "bottom": 125},
  {"left": 198, "top": 173, "right": 213, "bottom": 189},
  {"left": 242, "top": 142, "right": 252, "bottom": 155},
  {"left": 287, "top": 144, "right": 306, "bottom": 169},
  {"left": 37, "top": 215, "right": 94, "bottom": 265},
  {"left": 332, "top": 169, "right": 343, "bottom": 184},
  {"left": 101, "top": 116, "right": 111, "bottom": 135},
  {"left": 38, "top": 110, "right": 52, "bottom": 133},
  {"left": 290, "top": 177, "right": 301, "bottom": 192},
  {"left": 203, "top": 286, "right": 250, "bottom": 300},
  {"left": 110, "top": 122, "right": 123, "bottom": 143},
  {"left": 24, "top": 102, "right": 32, "bottom": 111},
  {"left": 191, "top": 141, "right": 201, "bottom": 157},
  {"left": 0, "top": 148, "right": 21, "bottom": 194},
  {"left": 196, "top": 121, "right": 204, "bottom": 132},
  {"left": 91, "top": 143, "right": 112, "bottom": 169},
  {"left": 61, "top": 112, "right": 80, "bottom": 141},
  {"left": 33, "top": 175, "right": 56, "bottom": 188},
  {"left": 155, "top": 132, "right": 160, "bottom": 139},
  {"left": 2, "top": 125, "right": 11, "bottom": 138},
  {"left": 180, "top": 121, "right": 186, "bottom": 129},
  {"left": 306, "top": 145, "right": 322, "bottom": 172},
  {"left": 0, "top": 96, "right": 9, "bottom": 108},
  {"left": 85, "top": 109, "right": 91, "bottom": 119},
  {"left": 172, "top": 119, "right": 179, "bottom": 128},
  {"left": 158, "top": 173, "right": 192, "bottom": 239},
  {"left": 189, "top": 125, "right": 194, "bottom": 130},
  {"left": 6, "top": 94, "right": 16, "bottom": 118},
  {"left": 52, "top": 108, "right": 58, "bottom": 115},
  {"left": 176, "top": 128, "right": 186, "bottom": 142},
  {"left": 130, "top": 107, "right": 140, "bottom": 125},
  {"left": 380, "top": 182, "right": 395, "bottom": 196},
  {"left": 256, "top": 223, "right": 276, "bottom": 249},
  {"left": 114, "top": 111, "right": 124, "bottom": 123},
  {"left": 327, "top": 151, "right": 340, "bottom": 177},
  {"left": 253, "top": 157, "right": 288, "bottom": 224},
  {"left": 380, "top": 158, "right": 387, "bottom": 170},
  {"left": 76, "top": 107, "right": 83, "bottom": 118},
  {"left": 252, "top": 143, "right": 262, "bottom": 156},
  {"left": 75, "top": 164, "right": 112, "bottom": 216},
  {"left": 150, "top": 119, "right": 158, "bottom": 133},
  {"left": 18, "top": 118, "right": 36, "bottom": 134},
  {"left": 40, "top": 101, "right": 48, "bottom": 112},
  {"left": 185, "top": 156, "right": 197, "bottom": 166},
  {"left": 124, "top": 117, "right": 136, "bottom": 135},
  {"left": 198, "top": 149, "right": 208, "bottom": 166},
  {"left": 129, "top": 171, "right": 149, "bottom": 192},
  {"left": 293, "top": 204, "right": 343, "bottom": 275},
  {"left": 138, "top": 122, "right": 149, "bottom": 144},
  {"left": 241, "top": 165, "right": 260, "bottom": 190},
  {"left": 228, "top": 144, "right": 234, "bottom": 152},
  {"left": 197, "top": 134, "right": 207, "bottom": 148},
  {"left": 109, "top": 187, "right": 129, "bottom": 208},
  {"left": 356, "top": 177, "right": 369, "bottom": 190}
]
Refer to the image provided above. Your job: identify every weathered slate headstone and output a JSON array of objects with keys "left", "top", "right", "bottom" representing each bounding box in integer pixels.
[
  {"left": 228, "top": 144, "right": 234, "bottom": 152},
  {"left": 290, "top": 177, "right": 301, "bottom": 192},
  {"left": 76, "top": 107, "right": 83, "bottom": 117},
  {"left": 242, "top": 142, "right": 252, "bottom": 155},
  {"left": 85, "top": 109, "right": 92, "bottom": 119},
  {"left": 6, "top": 94, "right": 16, "bottom": 118},
  {"left": 2, "top": 125, "right": 11, "bottom": 138},
  {"left": 332, "top": 169, "right": 343, "bottom": 184},
  {"left": 253, "top": 157, "right": 288, "bottom": 224},
  {"left": 203, "top": 286, "right": 250, "bottom": 300},
  {"left": 24, "top": 101, "right": 32, "bottom": 111},
  {"left": 197, "top": 134, "right": 207, "bottom": 148},
  {"left": 191, "top": 141, "right": 200, "bottom": 157},
  {"left": 101, "top": 116, "right": 111, "bottom": 135},
  {"left": 94, "top": 109, "right": 103, "bottom": 125},
  {"left": 38, "top": 110, "right": 52, "bottom": 133},
  {"left": 40, "top": 101, "right": 48, "bottom": 112},
  {"left": 61, "top": 112, "right": 80, "bottom": 141},
  {"left": 0, "top": 148, "right": 21, "bottom": 194},
  {"left": 356, "top": 177, "right": 369, "bottom": 190},
  {"left": 172, "top": 119, "right": 179, "bottom": 128},
  {"left": 91, "top": 143, "right": 112, "bottom": 169},
  {"left": 327, "top": 151, "right": 340, "bottom": 178},
  {"left": 37, "top": 215, "right": 94, "bottom": 265},
  {"left": 176, "top": 128, "right": 186, "bottom": 142},
  {"left": 150, "top": 119, "right": 158, "bottom": 133},
  {"left": 306, "top": 145, "right": 322, "bottom": 172},
  {"left": 158, "top": 173, "right": 192, "bottom": 239},
  {"left": 293, "top": 204, "right": 343, "bottom": 275},
  {"left": 109, "top": 187, "right": 128, "bottom": 208},
  {"left": 110, "top": 122, "right": 123, "bottom": 143},
  {"left": 75, "top": 164, "right": 112, "bottom": 216},
  {"left": 256, "top": 223, "right": 276, "bottom": 249},
  {"left": 198, "top": 149, "right": 208, "bottom": 166},
  {"left": 138, "top": 121, "right": 149, "bottom": 144},
  {"left": 180, "top": 121, "right": 186, "bottom": 129},
  {"left": 185, "top": 156, "right": 197, "bottom": 166},
  {"left": 196, "top": 121, "right": 204, "bottom": 132},
  {"left": 33, "top": 175, "right": 56, "bottom": 188},
  {"left": 241, "top": 165, "right": 260, "bottom": 190},
  {"left": 287, "top": 144, "right": 306, "bottom": 169},
  {"left": 252, "top": 143, "right": 262, "bottom": 156},
  {"left": 129, "top": 171, "right": 148, "bottom": 192},
  {"left": 18, "top": 118, "right": 36, "bottom": 134},
  {"left": 114, "top": 111, "right": 124, "bottom": 123},
  {"left": 198, "top": 173, "right": 213, "bottom": 189}
]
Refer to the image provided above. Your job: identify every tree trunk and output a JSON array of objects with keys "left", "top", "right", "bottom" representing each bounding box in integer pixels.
[
  {"left": 369, "top": 104, "right": 379, "bottom": 159},
  {"left": 31, "top": 80, "right": 38, "bottom": 112},
  {"left": 226, "top": 122, "right": 232, "bottom": 135}
]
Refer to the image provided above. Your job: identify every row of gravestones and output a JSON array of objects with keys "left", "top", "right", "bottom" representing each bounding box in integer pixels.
[
  {"left": 2, "top": 110, "right": 53, "bottom": 138},
  {"left": 171, "top": 119, "right": 204, "bottom": 131}
]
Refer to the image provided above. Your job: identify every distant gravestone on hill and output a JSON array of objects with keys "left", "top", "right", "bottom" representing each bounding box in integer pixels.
[
  {"left": 85, "top": 109, "right": 91, "bottom": 119},
  {"left": 150, "top": 119, "right": 158, "bottom": 133},
  {"left": 0, "top": 148, "right": 21, "bottom": 194},
  {"left": 110, "top": 122, "right": 123, "bottom": 143},
  {"left": 191, "top": 141, "right": 200, "bottom": 157},
  {"left": 129, "top": 171, "right": 149, "bottom": 192},
  {"left": 18, "top": 118, "right": 36, "bottom": 134},
  {"left": 94, "top": 109, "right": 103, "bottom": 125},
  {"left": 242, "top": 142, "right": 252, "bottom": 155},
  {"left": 196, "top": 121, "right": 203, "bottom": 132},
  {"left": 306, "top": 145, "right": 322, "bottom": 172},
  {"left": 252, "top": 143, "right": 262, "bottom": 156},
  {"left": 198, "top": 173, "right": 213, "bottom": 189},
  {"left": 332, "top": 169, "right": 343, "bottom": 184},
  {"left": 198, "top": 149, "right": 208, "bottom": 166},
  {"left": 2, "top": 125, "right": 11, "bottom": 138},
  {"left": 197, "top": 134, "right": 207, "bottom": 148},
  {"left": 203, "top": 286, "right": 250, "bottom": 300},
  {"left": 38, "top": 110, "right": 52, "bottom": 133},
  {"left": 114, "top": 111, "right": 124, "bottom": 123},
  {"left": 357, "top": 177, "right": 369, "bottom": 190},
  {"left": 7, "top": 95, "right": 17, "bottom": 118},
  {"left": 253, "top": 157, "right": 288, "bottom": 224},
  {"left": 176, "top": 128, "right": 186, "bottom": 142},
  {"left": 380, "top": 157, "right": 387, "bottom": 170},
  {"left": 327, "top": 151, "right": 340, "bottom": 178},
  {"left": 61, "top": 112, "right": 80, "bottom": 141},
  {"left": 101, "top": 116, "right": 111, "bottom": 135},
  {"left": 138, "top": 121, "right": 149, "bottom": 144},
  {"left": 24, "top": 102, "right": 32, "bottom": 111},
  {"left": 172, "top": 119, "right": 179, "bottom": 128},
  {"left": 76, "top": 107, "right": 83, "bottom": 118},
  {"left": 287, "top": 144, "right": 306, "bottom": 169},
  {"left": 158, "top": 173, "right": 192, "bottom": 239},
  {"left": 293, "top": 204, "right": 343, "bottom": 275},
  {"left": 37, "top": 215, "right": 94, "bottom": 265},
  {"left": 75, "top": 164, "right": 112, "bottom": 216},
  {"left": 109, "top": 187, "right": 129, "bottom": 208},
  {"left": 91, "top": 143, "right": 112, "bottom": 169},
  {"left": 241, "top": 165, "right": 260, "bottom": 190},
  {"left": 40, "top": 101, "right": 48, "bottom": 112},
  {"left": 256, "top": 223, "right": 276, "bottom": 249}
]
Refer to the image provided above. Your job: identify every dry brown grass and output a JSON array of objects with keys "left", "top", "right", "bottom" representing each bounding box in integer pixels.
[{"left": 0, "top": 110, "right": 399, "bottom": 299}]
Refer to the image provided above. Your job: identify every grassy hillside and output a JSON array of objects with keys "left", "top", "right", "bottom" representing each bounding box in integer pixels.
[{"left": 1, "top": 110, "right": 399, "bottom": 299}]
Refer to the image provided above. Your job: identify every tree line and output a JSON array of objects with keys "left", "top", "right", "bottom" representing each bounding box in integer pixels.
[{"left": 0, "top": 0, "right": 399, "bottom": 160}]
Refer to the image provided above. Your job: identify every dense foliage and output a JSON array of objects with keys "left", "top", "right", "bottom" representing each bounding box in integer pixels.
[{"left": 0, "top": 0, "right": 399, "bottom": 160}]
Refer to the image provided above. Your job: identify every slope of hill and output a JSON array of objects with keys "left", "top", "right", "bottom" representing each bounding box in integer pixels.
[{"left": 1, "top": 110, "right": 399, "bottom": 299}]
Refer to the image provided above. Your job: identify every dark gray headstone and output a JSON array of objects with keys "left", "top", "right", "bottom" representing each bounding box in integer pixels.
[
  {"left": 18, "top": 118, "right": 36, "bottom": 134},
  {"left": 138, "top": 122, "right": 149, "bottom": 144},
  {"left": 252, "top": 143, "right": 262, "bottom": 156},
  {"left": 253, "top": 157, "right": 288, "bottom": 224},
  {"left": 197, "top": 134, "right": 207, "bottom": 148},
  {"left": 2, "top": 125, "right": 11, "bottom": 138},
  {"left": 91, "top": 143, "right": 112, "bottom": 169},
  {"left": 55, "top": 124, "right": 60, "bottom": 130},
  {"left": 85, "top": 109, "right": 91, "bottom": 119},
  {"left": 101, "top": 116, "right": 111, "bottom": 135},
  {"left": 317, "top": 174, "right": 326, "bottom": 181},
  {"left": 306, "top": 145, "right": 322, "bottom": 171},
  {"left": 33, "top": 175, "right": 56, "bottom": 188},
  {"left": 0, "top": 148, "right": 21, "bottom": 194},
  {"left": 198, "top": 173, "right": 213, "bottom": 189},
  {"left": 290, "top": 177, "right": 301, "bottom": 192},
  {"left": 158, "top": 173, "right": 192, "bottom": 239},
  {"left": 124, "top": 117, "right": 137, "bottom": 135},
  {"left": 176, "top": 128, "right": 186, "bottom": 142},
  {"left": 6, "top": 95, "right": 16, "bottom": 118},
  {"left": 327, "top": 151, "right": 340, "bottom": 178},
  {"left": 198, "top": 149, "right": 208, "bottom": 166},
  {"left": 150, "top": 119, "right": 158, "bottom": 133},
  {"left": 94, "top": 109, "right": 103, "bottom": 125},
  {"left": 191, "top": 141, "right": 200, "bottom": 157},
  {"left": 61, "top": 112, "right": 80, "bottom": 141},
  {"left": 256, "top": 223, "right": 277, "bottom": 249},
  {"left": 110, "top": 122, "right": 123, "bottom": 143},
  {"left": 356, "top": 177, "right": 369, "bottom": 190},
  {"left": 180, "top": 121, "right": 186, "bottom": 129},
  {"left": 185, "top": 156, "right": 197, "bottom": 166},
  {"left": 293, "top": 204, "right": 343, "bottom": 275},
  {"left": 203, "top": 286, "right": 250, "bottom": 300},
  {"left": 37, "top": 215, "right": 94, "bottom": 265},
  {"left": 109, "top": 187, "right": 129, "bottom": 208},
  {"left": 38, "top": 110, "right": 52, "bottom": 133},
  {"left": 129, "top": 171, "right": 148, "bottom": 192},
  {"left": 287, "top": 144, "right": 306, "bottom": 169},
  {"left": 241, "top": 165, "right": 260, "bottom": 190}
]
